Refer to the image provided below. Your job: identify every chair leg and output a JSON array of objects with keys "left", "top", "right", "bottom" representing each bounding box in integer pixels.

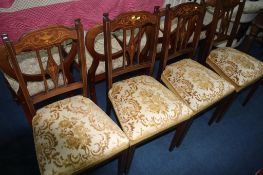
[
  {"left": 125, "top": 146, "right": 136, "bottom": 175},
  {"left": 106, "top": 97, "right": 112, "bottom": 116},
  {"left": 21, "top": 101, "right": 33, "bottom": 125},
  {"left": 208, "top": 103, "right": 224, "bottom": 126},
  {"left": 118, "top": 150, "right": 128, "bottom": 175},
  {"left": 215, "top": 93, "right": 237, "bottom": 123},
  {"left": 242, "top": 23, "right": 259, "bottom": 54},
  {"left": 88, "top": 78, "right": 97, "bottom": 104},
  {"left": 242, "top": 79, "right": 262, "bottom": 106},
  {"left": 169, "top": 119, "right": 193, "bottom": 152}
]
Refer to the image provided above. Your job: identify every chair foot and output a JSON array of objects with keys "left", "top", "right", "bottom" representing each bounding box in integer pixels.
[{"left": 169, "top": 119, "right": 193, "bottom": 151}]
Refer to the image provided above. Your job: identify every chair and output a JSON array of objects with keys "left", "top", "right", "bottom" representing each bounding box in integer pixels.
[
  {"left": 203, "top": 0, "right": 263, "bottom": 112},
  {"left": 159, "top": 2, "right": 235, "bottom": 126},
  {"left": 1, "top": 19, "right": 129, "bottom": 175},
  {"left": 102, "top": 11, "right": 194, "bottom": 174}
]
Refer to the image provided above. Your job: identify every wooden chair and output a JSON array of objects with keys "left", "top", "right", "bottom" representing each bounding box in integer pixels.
[
  {"left": 203, "top": 0, "right": 263, "bottom": 113},
  {"left": 102, "top": 11, "right": 194, "bottom": 174},
  {"left": 158, "top": 2, "right": 236, "bottom": 126},
  {"left": 1, "top": 19, "right": 129, "bottom": 175}
]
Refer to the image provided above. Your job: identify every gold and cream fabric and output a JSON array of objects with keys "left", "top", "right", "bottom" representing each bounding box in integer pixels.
[
  {"left": 207, "top": 47, "right": 263, "bottom": 92},
  {"left": 108, "top": 75, "right": 194, "bottom": 145},
  {"left": 33, "top": 95, "right": 129, "bottom": 175},
  {"left": 161, "top": 59, "right": 235, "bottom": 113}
]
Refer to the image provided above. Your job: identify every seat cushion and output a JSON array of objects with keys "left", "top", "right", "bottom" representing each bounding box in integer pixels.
[
  {"left": 32, "top": 95, "right": 129, "bottom": 175},
  {"left": 108, "top": 75, "right": 193, "bottom": 145},
  {"left": 161, "top": 59, "right": 235, "bottom": 112},
  {"left": 207, "top": 47, "right": 263, "bottom": 91}
]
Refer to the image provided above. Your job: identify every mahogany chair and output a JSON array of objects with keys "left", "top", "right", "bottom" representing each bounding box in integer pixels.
[
  {"left": 158, "top": 2, "right": 235, "bottom": 126},
  {"left": 203, "top": 0, "right": 263, "bottom": 113},
  {"left": 1, "top": 19, "right": 129, "bottom": 175},
  {"left": 102, "top": 11, "right": 194, "bottom": 174}
]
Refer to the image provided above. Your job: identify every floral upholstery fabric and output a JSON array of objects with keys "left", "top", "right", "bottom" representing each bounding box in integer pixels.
[
  {"left": 33, "top": 95, "right": 129, "bottom": 175},
  {"left": 207, "top": 47, "right": 263, "bottom": 91},
  {"left": 4, "top": 49, "right": 64, "bottom": 96},
  {"left": 161, "top": 59, "right": 235, "bottom": 112},
  {"left": 108, "top": 75, "right": 193, "bottom": 145}
]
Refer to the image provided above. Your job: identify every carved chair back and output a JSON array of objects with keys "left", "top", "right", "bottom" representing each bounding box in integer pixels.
[
  {"left": 1, "top": 19, "right": 87, "bottom": 124},
  {"left": 103, "top": 11, "right": 159, "bottom": 91},
  {"left": 158, "top": 2, "right": 205, "bottom": 79},
  {"left": 157, "top": 1, "right": 199, "bottom": 58},
  {"left": 201, "top": 0, "right": 246, "bottom": 60}
]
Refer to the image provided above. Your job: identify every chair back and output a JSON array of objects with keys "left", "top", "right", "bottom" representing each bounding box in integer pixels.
[
  {"left": 202, "top": 0, "right": 246, "bottom": 60},
  {"left": 1, "top": 19, "right": 87, "bottom": 123},
  {"left": 158, "top": 2, "right": 205, "bottom": 78},
  {"left": 103, "top": 11, "right": 159, "bottom": 90}
]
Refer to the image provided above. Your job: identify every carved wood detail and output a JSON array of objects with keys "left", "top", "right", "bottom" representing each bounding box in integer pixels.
[
  {"left": 111, "top": 11, "right": 157, "bottom": 29},
  {"left": 14, "top": 27, "right": 77, "bottom": 53}
]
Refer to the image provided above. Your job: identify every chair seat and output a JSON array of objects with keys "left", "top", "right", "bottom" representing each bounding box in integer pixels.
[
  {"left": 108, "top": 75, "right": 193, "bottom": 145},
  {"left": 161, "top": 59, "right": 235, "bottom": 113},
  {"left": 32, "top": 95, "right": 129, "bottom": 175},
  {"left": 207, "top": 47, "right": 263, "bottom": 92}
]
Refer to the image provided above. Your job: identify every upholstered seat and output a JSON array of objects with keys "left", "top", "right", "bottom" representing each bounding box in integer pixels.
[
  {"left": 108, "top": 75, "right": 193, "bottom": 145},
  {"left": 33, "top": 95, "right": 129, "bottom": 175},
  {"left": 162, "top": 59, "right": 235, "bottom": 113},
  {"left": 207, "top": 47, "right": 263, "bottom": 92}
]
